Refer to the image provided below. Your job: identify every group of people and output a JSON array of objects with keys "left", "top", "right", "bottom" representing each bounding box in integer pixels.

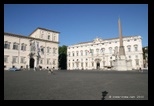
[{"left": 47, "top": 67, "right": 54, "bottom": 74}]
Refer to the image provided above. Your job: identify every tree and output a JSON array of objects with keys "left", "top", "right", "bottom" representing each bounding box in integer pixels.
[
  {"left": 58, "top": 45, "right": 67, "bottom": 69},
  {"left": 142, "top": 46, "right": 148, "bottom": 59}
]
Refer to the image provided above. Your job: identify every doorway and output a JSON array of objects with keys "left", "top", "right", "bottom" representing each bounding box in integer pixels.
[
  {"left": 30, "top": 58, "right": 35, "bottom": 68},
  {"left": 96, "top": 62, "right": 100, "bottom": 69}
]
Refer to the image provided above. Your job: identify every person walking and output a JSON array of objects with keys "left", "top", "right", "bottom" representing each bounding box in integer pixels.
[
  {"left": 139, "top": 67, "right": 143, "bottom": 72},
  {"left": 50, "top": 67, "right": 54, "bottom": 74},
  {"left": 47, "top": 67, "right": 51, "bottom": 73}
]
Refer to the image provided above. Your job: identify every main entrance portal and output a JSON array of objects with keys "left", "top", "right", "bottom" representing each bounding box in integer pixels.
[
  {"left": 30, "top": 58, "right": 35, "bottom": 68},
  {"left": 96, "top": 62, "right": 100, "bottom": 69}
]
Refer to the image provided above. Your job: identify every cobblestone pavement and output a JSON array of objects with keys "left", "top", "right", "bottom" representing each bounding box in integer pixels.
[{"left": 4, "top": 70, "right": 148, "bottom": 100}]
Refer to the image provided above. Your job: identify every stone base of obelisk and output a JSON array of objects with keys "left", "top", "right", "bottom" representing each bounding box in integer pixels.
[{"left": 113, "top": 55, "right": 130, "bottom": 71}]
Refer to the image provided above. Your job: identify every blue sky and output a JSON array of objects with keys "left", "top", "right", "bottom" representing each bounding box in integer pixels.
[{"left": 4, "top": 4, "right": 148, "bottom": 47}]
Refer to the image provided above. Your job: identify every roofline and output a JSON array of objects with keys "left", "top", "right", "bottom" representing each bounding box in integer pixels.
[
  {"left": 29, "top": 27, "right": 60, "bottom": 37},
  {"left": 68, "top": 35, "right": 140, "bottom": 47},
  {"left": 4, "top": 32, "right": 60, "bottom": 44},
  {"left": 103, "top": 35, "right": 140, "bottom": 40}
]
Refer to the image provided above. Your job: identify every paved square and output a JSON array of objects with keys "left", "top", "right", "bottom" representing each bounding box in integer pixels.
[{"left": 4, "top": 70, "right": 148, "bottom": 100}]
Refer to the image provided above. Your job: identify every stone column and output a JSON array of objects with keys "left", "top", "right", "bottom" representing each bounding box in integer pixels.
[{"left": 118, "top": 18, "right": 126, "bottom": 56}]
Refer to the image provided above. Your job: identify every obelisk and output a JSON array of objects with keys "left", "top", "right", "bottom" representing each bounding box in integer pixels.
[
  {"left": 113, "top": 18, "right": 128, "bottom": 71},
  {"left": 118, "top": 18, "right": 125, "bottom": 56}
]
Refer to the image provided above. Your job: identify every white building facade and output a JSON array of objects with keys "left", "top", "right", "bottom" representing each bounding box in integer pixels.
[
  {"left": 67, "top": 36, "right": 143, "bottom": 70},
  {"left": 4, "top": 27, "right": 60, "bottom": 70}
]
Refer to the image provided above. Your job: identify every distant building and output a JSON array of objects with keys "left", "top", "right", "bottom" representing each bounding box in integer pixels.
[
  {"left": 4, "top": 27, "right": 60, "bottom": 70},
  {"left": 67, "top": 36, "right": 143, "bottom": 70}
]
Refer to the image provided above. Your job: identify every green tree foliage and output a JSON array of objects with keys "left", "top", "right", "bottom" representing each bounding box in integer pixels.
[
  {"left": 58, "top": 45, "right": 67, "bottom": 69},
  {"left": 142, "top": 46, "right": 148, "bottom": 59}
]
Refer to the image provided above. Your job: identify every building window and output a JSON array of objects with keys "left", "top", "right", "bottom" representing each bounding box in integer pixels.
[
  {"left": 134, "top": 45, "right": 138, "bottom": 51},
  {"left": 135, "top": 59, "right": 139, "bottom": 65},
  {"left": 20, "top": 57, "right": 25, "bottom": 63},
  {"left": 68, "top": 52, "right": 70, "bottom": 57},
  {"left": 48, "top": 35, "right": 50, "bottom": 40},
  {"left": 109, "top": 47, "right": 112, "bottom": 54},
  {"left": 101, "top": 48, "right": 105, "bottom": 54},
  {"left": 12, "top": 56, "right": 18, "bottom": 63},
  {"left": 13, "top": 42, "right": 18, "bottom": 50},
  {"left": 136, "top": 55, "right": 138, "bottom": 59},
  {"left": 81, "top": 50, "right": 83, "bottom": 56},
  {"left": 47, "top": 47, "right": 50, "bottom": 53},
  {"left": 53, "top": 59, "right": 56, "bottom": 65},
  {"left": 81, "top": 63, "right": 83, "bottom": 67},
  {"left": 4, "top": 41, "right": 10, "bottom": 49},
  {"left": 40, "top": 58, "right": 43, "bottom": 64},
  {"left": 127, "top": 45, "right": 131, "bottom": 52},
  {"left": 115, "top": 41, "right": 117, "bottom": 43},
  {"left": 21, "top": 43, "right": 26, "bottom": 51},
  {"left": 76, "top": 51, "right": 78, "bottom": 56},
  {"left": 129, "top": 56, "right": 131, "bottom": 59},
  {"left": 76, "top": 63, "right": 79, "bottom": 68},
  {"left": 86, "top": 63, "right": 87, "bottom": 67},
  {"left": 41, "top": 47, "right": 44, "bottom": 54},
  {"left": 4, "top": 55, "right": 8, "bottom": 63},
  {"left": 102, "top": 43, "right": 104, "bottom": 45},
  {"left": 96, "top": 48, "right": 99, "bottom": 54},
  {"left": 127, "top": 40, "right": 130, "bottom": 42},
  {"left": 47, "top": 59, "right": 50, "bottom": 64},
  {"left": 109, "top": 42, "right": 111, "bottom": 44},
  {"left": 92, "top": 62, "right": 94, "bottom": 67},
  {"left": 72, "top": 52, "right": 74, "bottom": 56},
  {"left": 85, "top": 50, "right": 88, "bottom": 56},
  {"left": 72, "top": 63, "right": 74, "bottom": 67},
  {"left": 114, "top": 46, "right": 118, "bottom": 55},
  {"left": 53, "top": 36, "right": 56, "bottom": 41},
  {"left": 134, "top": 39, "right": 137, "bottom": 41},
  {"left": 53, "top": 48, "right": 56, "bottom": 54}
]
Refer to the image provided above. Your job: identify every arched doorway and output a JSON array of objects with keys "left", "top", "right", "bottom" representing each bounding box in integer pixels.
[
  {"left": 29, "top": 58, "right": 35, "bottom": 68},
  {"left": 96, "top": 62, "right": 100, "bottom": 69}
]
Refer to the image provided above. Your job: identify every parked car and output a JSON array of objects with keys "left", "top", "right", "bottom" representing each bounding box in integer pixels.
[{"left": 8, "top": 67, "right": 20, "bottom": 71}]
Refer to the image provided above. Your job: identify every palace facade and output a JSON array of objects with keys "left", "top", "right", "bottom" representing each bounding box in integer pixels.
[
  {"left": 67, "top": 36, "right": 143, "bottom": 70},
  {"left": 4, "top": 27, "right": 60, "bottom": 70}
]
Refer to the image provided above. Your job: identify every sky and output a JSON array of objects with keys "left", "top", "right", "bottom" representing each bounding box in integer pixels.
[{"left": 4, "top": 4, "right": 148, "bottom": 47}]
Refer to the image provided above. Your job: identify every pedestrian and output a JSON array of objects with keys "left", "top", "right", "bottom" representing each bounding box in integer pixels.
[
  {"left": 139, "top": 67, "right": 143, "bottom": 72},
  {"left": 47, "top": 67, "right": 50, "bottom": 73},
  {"left": 50, "top": 67, "right": 54, "bottom": 74}
]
